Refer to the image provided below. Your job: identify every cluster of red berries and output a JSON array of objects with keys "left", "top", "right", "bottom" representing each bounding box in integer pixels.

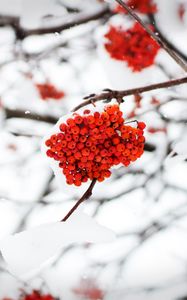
[
  {"left": 148, "top": 127, "right": 167, "bottom": 134},
  {"left": 73, "top": 284, "right": 104, "bottom": 300},
  {"left": 45, "top": 104, "right": 146, "bottom": 186},
  {"left": 72, "top": 278, "right": 104, "bottom": 300},
  {"left": 104, "top": 23, "right": 160, "bottom": 72},
  {"left": 114, "top": 0, "right": 157, "bottom": 14},
  {"left": 36, "top": 83, "right": 65, "bottom": 100},
  {"left": 23, "top": 291, "right": 55, "bottom": 300},
  {"left": 3, "top": 291, "right": 56, "bottom": 300}
]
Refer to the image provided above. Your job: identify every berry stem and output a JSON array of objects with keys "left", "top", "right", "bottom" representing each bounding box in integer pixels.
[
  {"left": 61, "top": 179, "right": 97, "bottom": 222},
  {"left": 114, "top": 0, "right": 187, "bottom": 72},
  {"left": 73, "top": 76, "right": 187, "bottom": 111}
]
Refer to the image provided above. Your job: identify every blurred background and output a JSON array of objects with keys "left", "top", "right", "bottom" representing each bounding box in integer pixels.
[{"left": 0, "top": 0, "right": 187, "bottom": 299}]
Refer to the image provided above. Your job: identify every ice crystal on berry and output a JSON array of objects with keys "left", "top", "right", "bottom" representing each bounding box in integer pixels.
[
  {"left": 45, "top": 104, "right": 146, "bottom": 186},
  {"left": 104, "top": 23, "right": 160, "bottom": 72}
]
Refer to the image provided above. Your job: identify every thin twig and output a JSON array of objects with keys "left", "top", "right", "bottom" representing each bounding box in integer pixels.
[
  {"left": 114, "top": 0, "right": 187, "bottom": 72},
  {"left": 61, "top": 179, "right": 97, "bottom": 222},
  {"left": 72, "top": 76, "right": 187, "bottom": 111},
  {"left": 149, "top": 13, "right": 187, "bottom": 63}
]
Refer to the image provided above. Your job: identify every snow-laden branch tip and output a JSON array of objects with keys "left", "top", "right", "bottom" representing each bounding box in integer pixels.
[{"left": 0, "top": 211, "right": 115, "bottom": 278}]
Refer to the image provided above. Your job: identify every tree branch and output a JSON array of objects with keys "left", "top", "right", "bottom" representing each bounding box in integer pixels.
[
  {"left": 72, "top": 76, "right": 187, "bottom": 111},
  {"left": 61, "top": 179, "right": 97, "bottom": 222},
  {"left": 114, "top": 0, "right": 187, "bottom": 72},
  {"left": 0, "top": 6, "right": 110, "bottom": 39},
  {"left": 24, "top": 7, "right": 110, "bottom": 37},
  {"left": 5, "top": 108, "right": 58, "bottom": 124},
  {"left": 0, "top": 14, "right": 19, "bottom": 27}
]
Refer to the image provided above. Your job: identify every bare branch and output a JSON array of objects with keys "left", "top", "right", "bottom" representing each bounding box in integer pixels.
[
  {"left": 72, "top": 76, "right": 187, "bottom": 111},
  {"left": 24, "top": 7, "right": 110, "bottom": 37},
  {"left": 0, "top": 6, "right": 110, "bottom": 39},
  {"left": 5, "top": 108, "right": 58, "bottom": 124}
]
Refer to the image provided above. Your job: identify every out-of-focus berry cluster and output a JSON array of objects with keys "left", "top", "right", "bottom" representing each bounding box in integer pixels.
[
  {"left": 114, "top": 0, "right": 157, "bottom": 15},
  {"left": 36, "top": 83, "right": 65, "bottom": 100},
  {"left": 45, "top": 104, "right": 146, "bottom": 186},
  {"left": 22, "top": 291, "right": 55, "bottom": 300},
  {"left": 3, "top": 291, "right": 56, "bottom": 300},
  {"left": 73, "top": 279, "right": 104, "bottom": 300},
  {"left": 104, "top": 23, "right": 160, "bottom": 72}
]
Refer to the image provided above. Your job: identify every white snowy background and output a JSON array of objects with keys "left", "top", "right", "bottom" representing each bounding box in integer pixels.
[{"left": 0, "top": 0, "right": 186, "bottom": 299}]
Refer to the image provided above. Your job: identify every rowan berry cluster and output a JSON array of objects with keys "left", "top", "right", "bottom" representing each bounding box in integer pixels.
[
  {"left": 23, "top": 291, "right": 55, "bottom": 300},
  {"left": 45, "top": 104, "right": 146, "bottom": 186},
  {"left": 3, "top": 291, "right": 55, "bottom": 300},
  {"left": 36, "top": 83, "right": 65, "bottom": 100},
  {"left": 104, "top": 23, "right": 160, "bottom": 72},
  {"left": 114, "top": 0, "right": 157, "bottom": 14},
  {"left": 73, "top": 282, "right": 104, "bottom": 300},
  {"left": 178, "top": 3, "right": 185, "bottom": 20},
  {"left": 148, "top": 127, "right": 167, "bottom": 134}
]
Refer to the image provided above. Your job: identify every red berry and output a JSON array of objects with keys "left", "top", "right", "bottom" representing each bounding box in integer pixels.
[{"left": 138, "top": 122, "right": 146, "bottom": 130}]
